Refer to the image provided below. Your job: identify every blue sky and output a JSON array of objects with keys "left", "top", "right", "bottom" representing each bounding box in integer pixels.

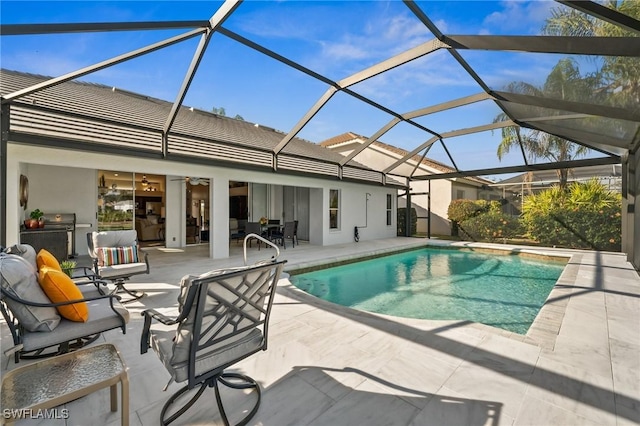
[{"left": 1, "top": 0, "right": 598, "bottom": 179}]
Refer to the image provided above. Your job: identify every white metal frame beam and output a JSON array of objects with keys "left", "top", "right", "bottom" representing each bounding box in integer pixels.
[
  {"left": 383, "top": 121, "right": 515, "bottom": 174},
  {"left": 273, "top": 38, "right": 446, "bottom": 155}
]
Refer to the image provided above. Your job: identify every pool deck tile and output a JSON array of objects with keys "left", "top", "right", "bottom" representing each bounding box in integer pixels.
[{"left": 1, "top": 237, "right": 639, "bottom": 425}]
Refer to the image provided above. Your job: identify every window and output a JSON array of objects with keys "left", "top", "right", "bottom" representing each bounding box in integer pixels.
[
  {"left": 329, "top": 189, "right": 340, "bottom": 229},
  {"left": 456, "top": 189, "right": 465, "bottom": 200},
  {"left": 386, "top": 194, "right": 392, "bottom": 226}
]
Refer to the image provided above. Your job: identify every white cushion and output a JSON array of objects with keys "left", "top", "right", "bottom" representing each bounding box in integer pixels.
[{"left": 98, "top": 262, "right": 147, "bottom": 278}]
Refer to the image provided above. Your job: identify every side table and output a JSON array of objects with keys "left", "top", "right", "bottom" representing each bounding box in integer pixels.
[{"left": 1, "top": 343, "right": 129, "bottom": 425}]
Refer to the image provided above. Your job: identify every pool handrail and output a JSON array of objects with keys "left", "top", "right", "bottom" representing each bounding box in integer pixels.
[{"left": 243, "top": 233, "right": 280, "bottom": 265}]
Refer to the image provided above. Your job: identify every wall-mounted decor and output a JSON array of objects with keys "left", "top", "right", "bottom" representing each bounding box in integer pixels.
[{"left": 19, "top": 174, "right": 29, "bottom": 209}]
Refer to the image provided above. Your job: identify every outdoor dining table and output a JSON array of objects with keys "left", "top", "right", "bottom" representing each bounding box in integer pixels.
[{"left": 261, "top": 223, "right": 281, "bottom": 237}]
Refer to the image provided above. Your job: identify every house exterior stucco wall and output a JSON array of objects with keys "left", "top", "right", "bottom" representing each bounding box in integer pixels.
[
  {"left": 7, "top": 143, "right": 396, "bottom": 258},
  {"left": 323, "top": 139, "right": 487, "bottom": 236}
]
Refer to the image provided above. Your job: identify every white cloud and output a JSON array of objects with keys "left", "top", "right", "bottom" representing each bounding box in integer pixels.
[
  {"left": 308, "top": 10, "right": 437, "bottom": 78},
  {"left": 432, "top": 19, "right": 449, "bottom": 34},
  {"left": 349, "top": 51, "right": 480, "bottom": 108},
  {"left": 319, "top": 40, "right": 369, "bottom": 61},
  {"left": 482, "top": 0, "right": 555, "bottom": 34}
]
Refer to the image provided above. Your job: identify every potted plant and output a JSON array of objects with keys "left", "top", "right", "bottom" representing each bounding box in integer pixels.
[
  {"left": 26, "top": 208, "right": 44, "bottom": 229},
  {"left": 60, "top": 260, "right": 77, "bottom": 278}
]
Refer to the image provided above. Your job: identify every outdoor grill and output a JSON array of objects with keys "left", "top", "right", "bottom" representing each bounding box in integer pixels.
[{"left": 41, "top": 213, "right": 77, "bottom": 258}]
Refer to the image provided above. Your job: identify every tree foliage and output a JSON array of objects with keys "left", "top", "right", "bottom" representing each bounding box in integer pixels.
[
  {"left": 494, "top": 59, "right": 593, "bottom": 188},
  {"left": 211, "top": 107, "right": 245, "bottom": 121},
  {"left": 543, "top": 0, "right": 640, "bottom": 107},
  {"left": 211, "top": 106, "right": 226, "bottom": 116}
]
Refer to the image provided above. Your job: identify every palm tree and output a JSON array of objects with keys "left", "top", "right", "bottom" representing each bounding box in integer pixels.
[
  {"left": 543, "top": 0, "right": 640, "bottom": 107},
  {"left": 494, "top": 59, "right": 595, "bottom": 188}
]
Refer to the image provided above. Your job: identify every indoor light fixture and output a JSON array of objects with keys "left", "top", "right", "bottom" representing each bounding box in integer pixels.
[{"left": 141, "top": 174, "right": 149, "bottom": 186}]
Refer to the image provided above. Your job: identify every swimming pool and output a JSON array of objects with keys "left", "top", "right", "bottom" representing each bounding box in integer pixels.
[{"left": 290, "top": 248, "right": 566, "bottom": 334}]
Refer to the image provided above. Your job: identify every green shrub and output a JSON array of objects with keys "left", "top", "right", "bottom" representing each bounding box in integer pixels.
[
  {"left": 460, "top": 210, "right": 523, "bottom": 242},
  {"left": 447, "top": 200, "right": 480, "bottom": 223},
  {"left": 524, "top": 206, "right": 621, "bottom": 251},
  {"left": 447, "top": 199, "right": 502, "bottom": 236},
  {"left": 522, "top": 179, "right": 622, "bottom": 251}
]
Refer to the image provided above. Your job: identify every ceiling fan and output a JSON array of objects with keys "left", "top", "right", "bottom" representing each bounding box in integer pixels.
[
  {"left": 139, "top": 174, "right": 160, "bottom": 186},
  {"left": 171, "top": 177, "right": 209, "bottom": 186}
]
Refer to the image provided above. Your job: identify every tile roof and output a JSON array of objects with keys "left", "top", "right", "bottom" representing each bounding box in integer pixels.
[
  {"left": 320, "top": 132, "right": 493, "bottom": 184},
  {"left": 0, "top": 69, "right": 353, "bottom": 167}
]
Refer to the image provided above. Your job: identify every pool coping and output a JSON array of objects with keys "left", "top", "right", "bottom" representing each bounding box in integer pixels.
[{"left": 284, "top": 239, "right": 583, "bottom": 350}]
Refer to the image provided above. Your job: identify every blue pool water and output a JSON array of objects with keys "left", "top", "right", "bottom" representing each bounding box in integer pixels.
[{"left": 290, "top": 248, "right": 565, "bottom": 334}]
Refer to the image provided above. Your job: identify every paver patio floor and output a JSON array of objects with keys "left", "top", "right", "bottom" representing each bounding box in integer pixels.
[{"left": 2, "top": 237, "right": 638, "bottom": 425}]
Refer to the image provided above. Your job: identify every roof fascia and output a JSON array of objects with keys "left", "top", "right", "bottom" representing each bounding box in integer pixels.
[{"left": 7, "top": 131, "right": 165, "bottom": 159}]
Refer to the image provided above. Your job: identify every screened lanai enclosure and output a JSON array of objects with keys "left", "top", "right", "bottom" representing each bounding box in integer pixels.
[{"left": 1, "top": 0, "right": 639, "bottom": 268}]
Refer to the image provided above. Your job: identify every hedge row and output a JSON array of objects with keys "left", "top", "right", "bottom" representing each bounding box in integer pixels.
[{"left": 448, "top": 180, "right": 622, "bottom": 251}]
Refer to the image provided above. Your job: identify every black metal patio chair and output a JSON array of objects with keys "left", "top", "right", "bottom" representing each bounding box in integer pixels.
[{"left": 140, "top": 244, "right": 286, "bottom": 425}]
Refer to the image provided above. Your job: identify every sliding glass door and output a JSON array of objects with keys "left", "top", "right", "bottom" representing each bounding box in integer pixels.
[{"left": 97, "top": 170, "right": 134, "bottom": 231}]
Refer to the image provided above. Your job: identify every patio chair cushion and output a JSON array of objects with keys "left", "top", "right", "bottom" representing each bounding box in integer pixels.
[
  {"left": 36, "top": 249, "right": 62, "bottom": 272},
  {"left": 97, "top": 262, "right": 148, "bottom": 279},
  {"left": 0, "top": 254, "right": 61, "bottom": 332},
  {"left": 4, "top": 244, "right": 38, "bottom": 271},
  {"left": 38, "top": 267, "right": 89, "bottom": 322},
  {"left": 20, "top": 290, "right": 130, "bottom": 352},
  {"left": 150, "top": 324, "right": 262, "bottom": 383},
  {"left": 90, "top": 230, "right": 138, "bottom": 257},
  {"left": 97, "top": 246, "right": 139, "bottom": 267}
]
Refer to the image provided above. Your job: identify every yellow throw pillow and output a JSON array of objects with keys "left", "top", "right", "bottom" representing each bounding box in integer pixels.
[
  {"left": 36, "top": 249, "right": 62, "bottom": 272},
  {"left": 38, "top": 267, "right": 88, "bottom": 322}
]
